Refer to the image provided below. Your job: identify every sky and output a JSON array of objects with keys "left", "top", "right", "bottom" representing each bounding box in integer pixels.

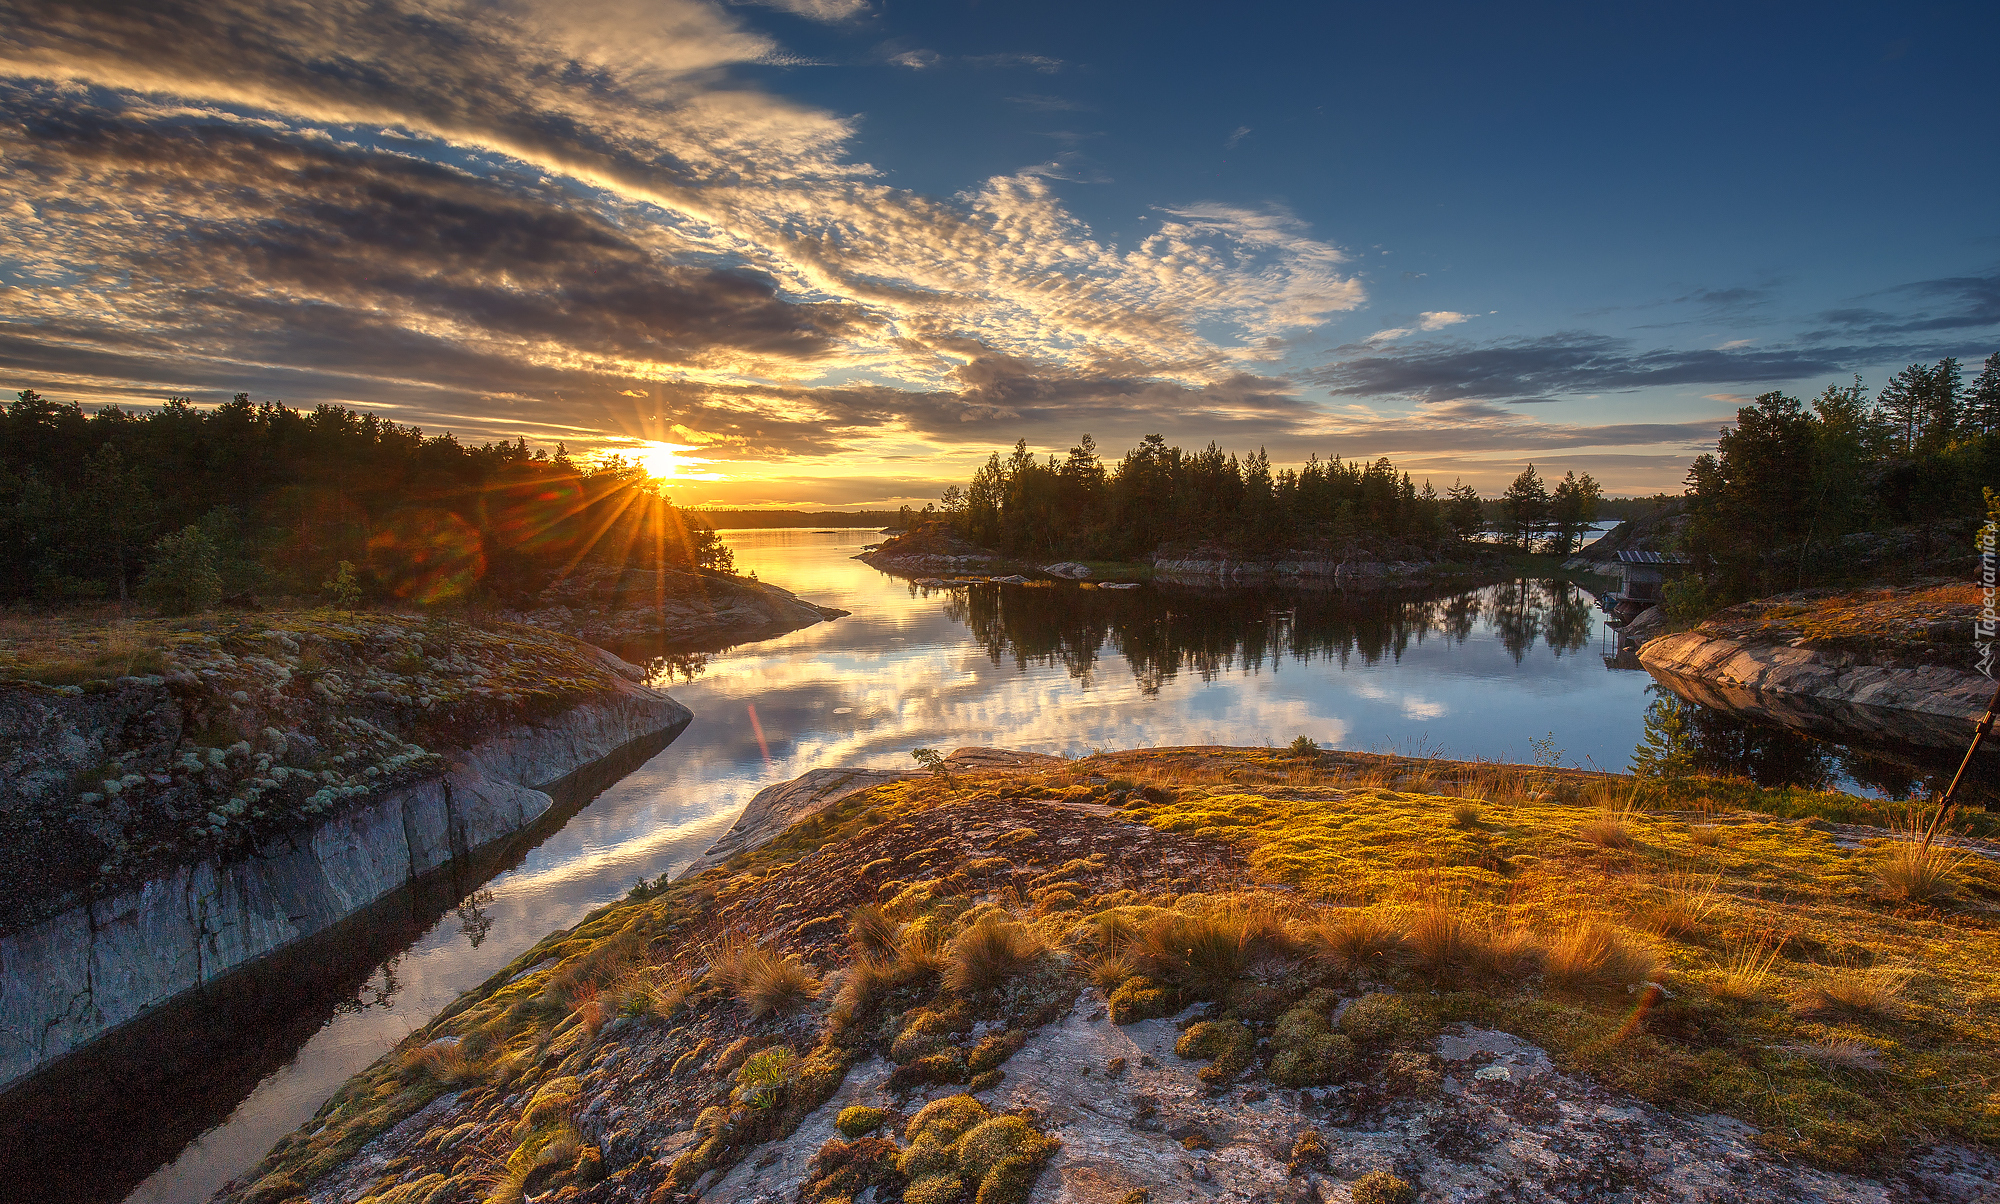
[{"left": 0, "top": 0, "right": 1995, "bottom": 508}]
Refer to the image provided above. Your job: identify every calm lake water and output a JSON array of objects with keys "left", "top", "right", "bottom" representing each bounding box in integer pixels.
[{"left": 1, "top": 529, "right": 1953, "bottom": 1204}]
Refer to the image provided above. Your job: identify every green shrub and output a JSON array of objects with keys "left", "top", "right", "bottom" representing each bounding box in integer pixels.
[
  {"left": 1267, "top": 992, "right": 1353, "bottom": 1087},
  {"left": 836, "top": 1106, "right": 887, "bottom": 1138},
  {"left": 1339, "top": 993, "right": 1427, "bottom": 1047},
  {"left": 139, "top": 525, "right": 223, "bottom": 615}
]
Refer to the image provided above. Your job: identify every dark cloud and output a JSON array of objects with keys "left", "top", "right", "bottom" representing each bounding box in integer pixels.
[
  {"left": 1310, "top": 332, "right": 1856, "bottom": 404},
  {"left": 1310, "top": 323, "right": 1999, "bottom": 406},
  {"left": 1801, "top": 270, "right": 2000, "bottom": 341}
]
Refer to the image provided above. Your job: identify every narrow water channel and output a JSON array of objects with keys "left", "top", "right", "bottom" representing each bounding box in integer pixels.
[{"left": 0, "top": 529, "right": 1961, "bottom": 1204}]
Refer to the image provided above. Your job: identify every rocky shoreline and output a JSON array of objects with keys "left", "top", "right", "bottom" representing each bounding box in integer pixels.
[
  {"left": 1637, "top": 584, "right": 1992, "bottom": 752},
  {"left": 510, "top": 564, "right": 848, "bottom": 651},
  {"left": 0, "top": 676, "right": 690, "bottom": 1090}
]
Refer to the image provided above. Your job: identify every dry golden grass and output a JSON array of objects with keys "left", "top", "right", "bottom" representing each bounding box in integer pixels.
[
  {"left": 1470, "top": 925, "right": 1547, "bottom": 979},
  {"left": 1450, "top": 801, "right": 1484, "bottom": 828},
  {"left": 848, "top": 903, "right": 899, "bottom": 960},
  {"left": 1134, "top": 902, "right": 1294, "bottom": 998},
  {"left": 1640, "top": 872, "right": 1720, "bottom": 940},
  {"left": 1873, "top": 817, "right": 1972, "bottom": 905},
  {"left": 1305, "top": 909, "right": 1409, "bottom": 972},
  {"left": 1785, "top": 1038, "right": 1886, "bottom": 1073},
  {"left": 1405, "top": 895, "right": 1475, "bottom": 977},
  {"left": 708, "top": 936, "right": 821, "bottom": 1017},
  {"left": 1544, "top": 921, "right": 1659, "bottom": 991},
  {"left": 1794, "top": 962, "right": 1912, "bottom": 1019},
  {"left": 1711, "top": 931, "right": 1783, "bottom": 1003},
  {"left": 944, "top": 917, "right": 1046, "bottom": 994},
  {"left": 396, "top": 1039, "right": 484, "bottom": 1087},
  {"left": 1688, "top": 824, "right": 1723, "bottom": 848},
  {"left": 1579, "top": 816, "right": 1636, "bottom": 849}
]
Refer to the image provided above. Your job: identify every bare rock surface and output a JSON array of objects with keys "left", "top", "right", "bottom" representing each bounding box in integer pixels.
[
  {"left": 989, "top": 996, "right": 1989, "bottom": 1204},
  {"left": 676, "top": 746, "right": 1063, "bottom": 880}
]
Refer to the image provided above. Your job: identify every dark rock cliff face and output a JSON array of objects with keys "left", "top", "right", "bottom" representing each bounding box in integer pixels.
[{"left": 0, "top": 680, "right": 690, "bottom": 1090}]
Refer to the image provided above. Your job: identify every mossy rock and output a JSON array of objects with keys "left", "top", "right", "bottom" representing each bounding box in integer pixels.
[
  {"left": 836, "top": 1105, "right": 888, "bottom": 1138},
  {"left": 1351, "top": 1169, "right": 1417, "bottom": 1204},
  {"left": 1108, "top": 976, "right": 1177, "bottom": 1025}
]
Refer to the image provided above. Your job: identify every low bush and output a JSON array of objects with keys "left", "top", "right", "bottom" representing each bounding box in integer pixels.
[
  {"left": 1351, "top": 1169, "right": 1416, "bottom": 1204},
  {"left": 1339, "top": 993, "right": 1428, "bottom": 1047},
  {"left": 1173, "top": 1020, "right": 1254, "bottom": 1086},
  {"left": 1266, "top": 991, "right": 1354, "bottom": 1087}
]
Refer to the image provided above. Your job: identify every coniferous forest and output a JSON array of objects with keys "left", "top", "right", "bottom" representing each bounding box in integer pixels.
[
  {"left": 937, "top": 434, "right": 1603, "bottom": 562},
  {"left": 1677, "top": 352, "right": 2000, "bottom": 608},
  {"left": 0, "top": 391, "right": 730, "bottom": 609}
]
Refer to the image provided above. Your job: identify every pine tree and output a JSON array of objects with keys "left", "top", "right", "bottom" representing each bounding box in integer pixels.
[
  {"left": 1969, "top": 352, "right": 2000, "bottom": 437},
  {"left": 139, "top": 525, "right": 223, "bottom": 615},
  {"left": 1444, "top": 481, "right": 1483, "bottom": 542},
  {"left": 1499, "top": 464, "right": 1549, "bottom": 550}
]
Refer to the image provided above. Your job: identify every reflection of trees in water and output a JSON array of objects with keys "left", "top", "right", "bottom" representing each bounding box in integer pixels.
[
  {"left": 333, "top": 956, "right": 402, "bottom": 1015},
  {"left": 638, "top": 651, "right": 710, "bottom": 683},
  {"left": 455, "top": 888, "right": 496, "bottom": 948},
  {"left": 945, "top": 579, "right": 1592, "bottom": 697},
  {"left": 1642, "top": 684, "right": 1986, "bottom": 802}
]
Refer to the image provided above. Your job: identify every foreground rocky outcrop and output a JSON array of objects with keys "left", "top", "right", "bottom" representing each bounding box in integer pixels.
[
  {"left": 0, "top": 613, "right": 694, "bottom": 1088},
  {"left": 1639, "top": 583, "right": 1992, "bottom": 751},
  {"left": 221, "top": 748, "right": 2000, "bottom": 1204}
]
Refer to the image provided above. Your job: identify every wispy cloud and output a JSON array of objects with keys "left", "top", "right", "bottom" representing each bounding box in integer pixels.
[
  {"left": 1225, "top": 125, "right": 1251, "bottom": 149},
  {"left": 1365, "top": 311, "right": 1473, "bottom": 343},
  {"left": 0, "top": 0, "right": 1363, "bottom": 464}
]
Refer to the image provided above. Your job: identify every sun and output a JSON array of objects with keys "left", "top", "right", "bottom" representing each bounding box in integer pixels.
[
  {"left": 630, "top": 440, "right": 721, "bottom": 482},
  {"left": 638, "top": 442, "right": 687, "bottom": 479}
]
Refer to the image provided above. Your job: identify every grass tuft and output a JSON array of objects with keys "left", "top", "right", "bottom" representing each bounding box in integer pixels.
[
  {"left": 1794, "top": 962, "right": 1912, "bottom": 1019},
  {"left": 1544, "top": 921, "right": 1658, "bottom": 991},
  {"left": 1874, "top": 816, "right": 1971, "bottom": 905},
  {"left": 849, "top": 903, "right": 901, "bottom": 960},
  {"left": 1306, "top": 909, "right": 1409, "bottom": 972},
  {"left": 944, "top": 917, "right": 1046, "bottom": 994},
  {"left": 709, "top": 936, "right": 822, "bottom": 1017}
]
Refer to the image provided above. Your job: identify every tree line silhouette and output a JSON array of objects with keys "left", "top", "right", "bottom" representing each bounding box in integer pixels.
[
  {"left": 936, "top": 434, "right": 1603, "bottom": 561},
  {"left": 1, "top": 390, "right": 729, "bottom": 609}
]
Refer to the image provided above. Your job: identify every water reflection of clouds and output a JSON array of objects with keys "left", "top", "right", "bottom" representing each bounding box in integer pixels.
[{"left": 672, "top": 531, "right": 1650, "bottom": 770}]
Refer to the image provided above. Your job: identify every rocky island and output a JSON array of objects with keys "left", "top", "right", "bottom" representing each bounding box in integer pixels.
[{"left": 219, "top": 746, "right": 2000, "bottom": 1204}]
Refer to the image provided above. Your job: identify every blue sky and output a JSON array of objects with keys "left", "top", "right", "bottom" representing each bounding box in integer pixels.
[{"left": 0, "top": 0, "right": 1993, "bottom": 503}]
